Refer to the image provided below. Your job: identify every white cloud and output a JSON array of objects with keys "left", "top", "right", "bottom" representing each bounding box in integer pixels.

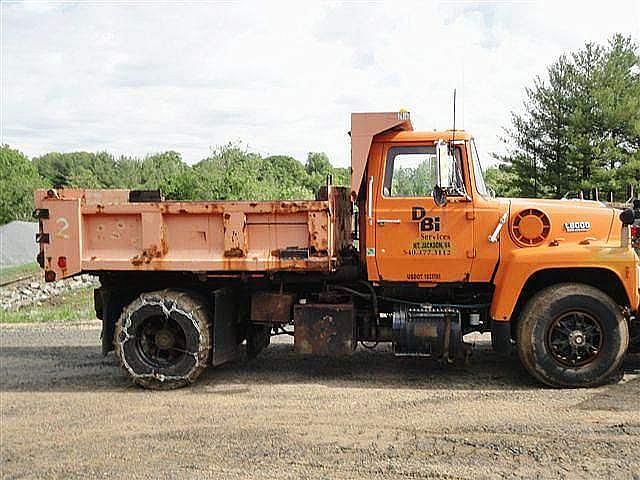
[{"left": 1, "top": 0, "right": 639, "bottom": 169}]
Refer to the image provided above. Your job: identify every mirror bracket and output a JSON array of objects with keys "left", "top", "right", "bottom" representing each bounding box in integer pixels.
[{"left": 433, "top": 185, "right": 447, "bottom": 207}]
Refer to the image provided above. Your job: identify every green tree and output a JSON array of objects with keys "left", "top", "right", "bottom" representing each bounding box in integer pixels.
[
  {"left": 33, "top": 151, "right": 118, "bottom": 188},
  {"left": 484, "top": 165, "right": 519, "bottom": 197},
  {"left": 495, "top": 54, "right": 577, "bottom": 197},
  {"left": 91, "top": 152, "right": 120, "bottom": 187},
  {"left": 139, "top": 151, "right": 186, "bottom": 190},
  {"left": 0, "top": 145, "right": 46, "bottom": 224},
  {"left": 261, "top": 155, "right": 314, "bottom": 199},
  {"left": 161, "top": 168, "right": 200, "bottom": 200},
  {"left": 304, "top": 152, "right": 332, "bottom": 194},
  {"left": 193, "top": 143, "right": 272, "bottom": 200},
  {"left": 305, "top": 152, "right": 333, "bottom": 177},
  {"left": 304, "top": 152, "right": 349, "bottom": 194},
  {"left": 496, "top": 34, "right": 640, "bottom": 200},
  {"left": 331, "top": 167, "right": 350, "bottom": 187}
]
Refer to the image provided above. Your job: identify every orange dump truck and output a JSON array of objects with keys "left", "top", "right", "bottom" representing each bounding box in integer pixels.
[{"left": 34, "top": 112, "right": 640, "bottom": 389}]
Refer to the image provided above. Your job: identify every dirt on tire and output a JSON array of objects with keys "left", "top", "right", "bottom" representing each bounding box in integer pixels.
[
  {"left": 517, "top": 283, "right": 629, "bottom": 388},
  {"left": 1, "top": 322, "right": 639, "bottom": 479}
]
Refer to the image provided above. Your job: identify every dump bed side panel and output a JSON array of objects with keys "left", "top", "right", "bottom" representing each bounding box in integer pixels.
[{"left": 35, "top": 188, "right": 350, "bottom": 281}]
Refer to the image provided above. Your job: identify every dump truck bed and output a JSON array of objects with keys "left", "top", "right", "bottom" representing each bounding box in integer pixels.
[{"left": 34, "top": 187, "right": 352, "bottom": 281}]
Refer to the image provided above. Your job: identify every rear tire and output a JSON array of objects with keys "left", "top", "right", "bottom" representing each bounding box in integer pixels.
[
  {"left": 516, "top": 283, "right": 628, "bottom": 388},
  {"left": 114, "top": 289, "right": 211, "bottom": 390}
]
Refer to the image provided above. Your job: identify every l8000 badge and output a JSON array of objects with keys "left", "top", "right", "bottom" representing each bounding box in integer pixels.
[{"left": 564, "top": 221, "right": 591, "bottom": 232}]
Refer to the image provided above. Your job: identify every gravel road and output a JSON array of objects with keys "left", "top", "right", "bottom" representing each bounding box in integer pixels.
[{"left": 1, "top": 322, "right": 639, "bottom": 479}]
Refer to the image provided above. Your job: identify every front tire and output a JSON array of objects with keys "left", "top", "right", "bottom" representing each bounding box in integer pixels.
[
  {"left": 516, "top": 283, "right": 628, "bottom": 388},
  {"left": 114, "top": 289, "right": 211, "bottom": 390}
]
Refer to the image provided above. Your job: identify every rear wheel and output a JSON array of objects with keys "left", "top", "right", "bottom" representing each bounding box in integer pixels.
[
  {"left": 516, "top": 283, "right": 628, "bottom": 388},
  {"left": 114, "top": 289, "right": 211, "bottom": 390}
]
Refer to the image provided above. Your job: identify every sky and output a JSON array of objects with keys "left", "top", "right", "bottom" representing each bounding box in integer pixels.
[{"left": 1, "top": 1, "right": 639, "bottom": 169}]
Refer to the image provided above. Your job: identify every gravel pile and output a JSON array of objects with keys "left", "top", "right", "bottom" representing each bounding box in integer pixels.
[
  {"left": 0, "top": 273, "right": 98, "bottom": 310},
  {"left": 0, "top": 221, "right": 38, "bottom": 267}
]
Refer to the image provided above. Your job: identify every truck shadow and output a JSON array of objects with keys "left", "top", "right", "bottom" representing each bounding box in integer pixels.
[
  {"left": 1, "top": 341, "right": 638, "bottom": 393},
  {"left": 200, "top": 343, "right": 640, "bottom": 393},
  {"left": 200, "top": 342, "right": 542, "bottom": 392}
]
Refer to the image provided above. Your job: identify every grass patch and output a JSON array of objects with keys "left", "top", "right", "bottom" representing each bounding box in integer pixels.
[
  {"left": 0, "top": 286, "right": 96, "bottom": 324},
  {"left": 0, "top": 262, "right": 41, "bottom": 284}
]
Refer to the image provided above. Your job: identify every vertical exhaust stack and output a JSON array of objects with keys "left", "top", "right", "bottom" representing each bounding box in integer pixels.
[
  {"left": 350, "top": 111, "right": 413, "bottom": 201},
  {"left": 619, "top": 206, "right": 638, "bottom": 248},
  {"left": 622, "top": 225, "right": 630, "bottom": 249}
]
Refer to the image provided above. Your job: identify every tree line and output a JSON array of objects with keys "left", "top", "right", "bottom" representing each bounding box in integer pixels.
[{"left": 0, "top": 143, "right": 349, "bottom": 225}]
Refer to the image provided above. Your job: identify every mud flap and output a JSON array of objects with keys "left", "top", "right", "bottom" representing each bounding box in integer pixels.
[
  {"left": 96, "top": 288, "right": 128, "bottom": 356},
  {"left": 491, "top": 320, "right": 513, "bottom": 356},
  {"left": 629, "top": 317, "right": 639, "bottom": 353},
  {"left": 246, "top": 324, "right": 271, "bottom": 359},
  {"left": 211, "top": 288, "right": 241, "bottom": 366}
]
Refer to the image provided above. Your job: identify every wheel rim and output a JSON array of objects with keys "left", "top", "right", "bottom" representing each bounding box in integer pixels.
[
  {"left": 545, "top": 311, "right": 604, "bottom": 367},
  {"left": 136, "top": 315, "right": 188, "bottom": 369}
]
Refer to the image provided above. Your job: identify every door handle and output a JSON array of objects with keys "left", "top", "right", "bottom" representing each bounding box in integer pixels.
[
  {"left": 367, "top": 176, "right": 373, "bottom": 223},
  {"left": 376, "top": 219, "right": 401, "bottom": 225}
]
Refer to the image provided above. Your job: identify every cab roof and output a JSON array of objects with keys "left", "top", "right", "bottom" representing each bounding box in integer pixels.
[
  {"left": 350, "top": 111, "right": 472, "bottom": 199},
  {"left": 374, "top": 129, "right": 472, "bottom": 142}
]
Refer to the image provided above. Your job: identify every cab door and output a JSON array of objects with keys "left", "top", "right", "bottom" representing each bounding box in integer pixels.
[{"left": 374, "top": 143, "right": 474, "bottom": 283}]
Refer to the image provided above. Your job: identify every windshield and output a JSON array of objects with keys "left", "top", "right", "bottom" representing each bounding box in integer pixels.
[{"left": 470, "top": 139, "right": 488, "bottom": 196}]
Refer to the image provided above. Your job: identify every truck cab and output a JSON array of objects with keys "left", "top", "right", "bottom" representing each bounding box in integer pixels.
[{"left": 351, "top": 112, "right": 638, "bottom": 387}]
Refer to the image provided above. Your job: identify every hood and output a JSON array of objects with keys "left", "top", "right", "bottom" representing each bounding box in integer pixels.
[{"left": 505, "top": 198, "right": 618, "bottom": 246}]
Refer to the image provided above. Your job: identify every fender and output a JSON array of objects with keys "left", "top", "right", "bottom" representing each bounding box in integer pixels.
[{"left": 490, "top": 244, "right": 639, "bottom": 322}]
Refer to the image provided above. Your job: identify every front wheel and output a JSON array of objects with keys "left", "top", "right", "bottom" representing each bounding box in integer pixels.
[{"left": 516, "top": 283, "right": 628, "bottom": 388}]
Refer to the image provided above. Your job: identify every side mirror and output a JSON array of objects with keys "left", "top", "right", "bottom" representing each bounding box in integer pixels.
[
  {"left": 434, "top": 139, "right": 451, "bottom": 207},
  {"left": 433, "top": 185, "right": 447, "bottom": 207},
  {"left": 435, "top": 140, "right": 452, "bottom": 189}
]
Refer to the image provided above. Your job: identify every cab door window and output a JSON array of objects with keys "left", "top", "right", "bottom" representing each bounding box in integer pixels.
[{"left": 383, "top": 145, "right": 465, "bottom": 197}]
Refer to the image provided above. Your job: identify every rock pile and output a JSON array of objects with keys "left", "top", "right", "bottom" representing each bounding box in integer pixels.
[{"left": 0, "top": 273, "right": 98, "bottom": 311}]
